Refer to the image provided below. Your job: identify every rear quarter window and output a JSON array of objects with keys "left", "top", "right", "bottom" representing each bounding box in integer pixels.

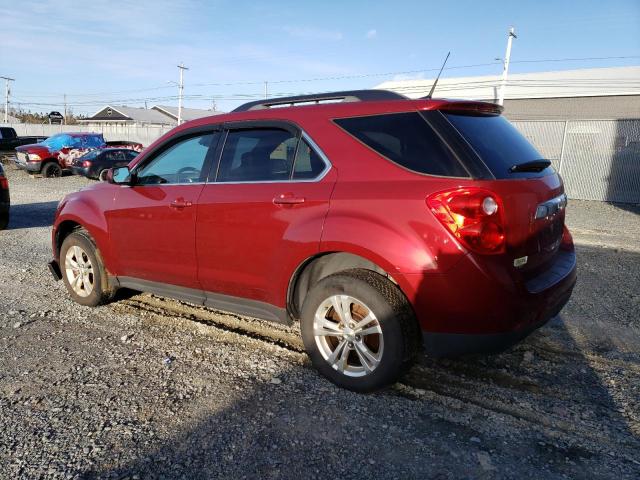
[{"left": 334, "top": 112, "right": 469, "bottom": 177}]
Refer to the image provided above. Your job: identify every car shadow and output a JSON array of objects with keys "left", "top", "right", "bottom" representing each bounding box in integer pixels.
[{"left": 7, "top": 201, "right": 59, "bottom": 229}]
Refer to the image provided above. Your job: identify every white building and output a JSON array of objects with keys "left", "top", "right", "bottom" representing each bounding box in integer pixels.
[{"left": 375, "top": 66, "right": 640, "bottom": 120}]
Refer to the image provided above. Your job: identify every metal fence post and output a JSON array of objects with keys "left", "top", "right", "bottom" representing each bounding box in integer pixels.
[{"left": 558, "top": 120, "right": 568, "bottom": 175}]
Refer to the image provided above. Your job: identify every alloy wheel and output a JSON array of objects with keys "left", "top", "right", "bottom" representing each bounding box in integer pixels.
[
  {"left": 313, "top": 295, "right": 384, "bottom": 377},
  {"left": 64, "top": 245, "right": 94, "bottom": 297}
]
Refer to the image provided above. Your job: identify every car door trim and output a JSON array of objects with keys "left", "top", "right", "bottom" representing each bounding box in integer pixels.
[{"left": 115, "top": 276, "right": 291, "bottom": 325}]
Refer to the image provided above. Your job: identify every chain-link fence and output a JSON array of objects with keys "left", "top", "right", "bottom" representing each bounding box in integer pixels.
[
  {"left": 513, "top": 119, "right": 640, "bottom": 203},
  {"left": 2, "top": 118, "right": 639, "bottom": 203}
]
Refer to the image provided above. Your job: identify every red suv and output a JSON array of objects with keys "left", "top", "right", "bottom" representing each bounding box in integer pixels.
[{"left": 49, "top": 90, "right": 576, "bottom": 391}]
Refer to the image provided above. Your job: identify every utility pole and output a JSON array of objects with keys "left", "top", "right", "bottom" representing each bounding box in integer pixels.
[
  {"left": 177, "top": 63, "right": 189, "bottom": 125},
  {"left": 1, "top": 76, "right": 15, "bottom": 123},
  {"left": 264, "top": 81, "right": 268, "bottom": 99},
  {"left": 497, "top": 26, "right": 517, "bottom": 106},
  {"left": 63, "top": 93, "right": 67, "bottom": 124}
]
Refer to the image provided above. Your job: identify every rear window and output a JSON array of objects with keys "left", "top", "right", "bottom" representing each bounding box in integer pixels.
[
  {"left": 335, "top": 112, "right": 469, "bottom": 177},
  {"left": 444, "top": 113, "right": 549, "bottom": 178}
]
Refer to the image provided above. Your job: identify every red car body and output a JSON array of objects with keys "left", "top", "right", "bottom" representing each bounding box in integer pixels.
[
  {"left": 15, "top": 132, "right": 142, "bottom": 176},
  {"left": 50, "top": 93, "right": 576, "bottom": 357}
]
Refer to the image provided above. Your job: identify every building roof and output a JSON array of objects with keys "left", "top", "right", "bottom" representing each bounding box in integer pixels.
[
  {"left": 152, "top": 105, "right": 222, "bottom": 122},
  {"left": 375, "top": 66, "right": 640, "bottom": 102},
  {"left": 81, "top": 105, "right": 176, "bottom": 124},
  {"left": 81, "top": 104, "right": 222, "bottom": 124}
]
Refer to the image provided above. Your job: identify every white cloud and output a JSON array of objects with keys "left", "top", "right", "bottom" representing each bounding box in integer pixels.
[{"left": 366, "top": 29, "right": 377, "bottom": 39}]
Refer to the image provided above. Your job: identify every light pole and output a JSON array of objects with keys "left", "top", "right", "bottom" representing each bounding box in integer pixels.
[
  {"left": 1, "top": 76, "right": 15, "bottom": 123},
  {"left": 497, "top": 27, "right": 517, "bottom": 106},
  {"left": 177, "top": 63, "right": 189, "bottom": 125}
]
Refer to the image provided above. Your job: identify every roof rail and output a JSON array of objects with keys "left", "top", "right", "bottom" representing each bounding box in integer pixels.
[{"left": 231, "top": 89, "right": 407, "bottom": 112}]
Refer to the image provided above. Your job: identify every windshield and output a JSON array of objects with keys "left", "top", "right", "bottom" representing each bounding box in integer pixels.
[{"left": 444, "top": 113, "right": 551, "bottom": 178}]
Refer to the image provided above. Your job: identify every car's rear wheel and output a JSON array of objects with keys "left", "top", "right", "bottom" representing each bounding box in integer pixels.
[
  {"left": 42, "top": 162, "right": 62, "bottom": 178},
  {"left": 0, "top": 209, "right": 8, "bottom": 230},
  {"left": 60, "top": 230, "right": 113, "bottom": 306},
  {"left": 300, "top": 269, "right": 419, "bottom": 392}
]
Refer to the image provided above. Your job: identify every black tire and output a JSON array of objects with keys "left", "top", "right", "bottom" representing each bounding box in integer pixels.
[
  {"left": 42, "top": 162, "right": 62, "bottom": 178},
  {"left": 60, "top": 230, "right": 114, "bottom": 307},
  {"left": 300, "top": 269, "right": 420, "bottom": 392},
  {"left": 0, "top": 209, "right": 8, "bottom": 230}
]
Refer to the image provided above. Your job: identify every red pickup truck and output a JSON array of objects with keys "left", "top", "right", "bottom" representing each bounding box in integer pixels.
[{"left": 15, "top": 132, "right": 142, "bottom": 177}]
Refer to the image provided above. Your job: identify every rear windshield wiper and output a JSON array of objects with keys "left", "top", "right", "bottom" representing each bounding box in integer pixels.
[{"left": 509, "top": 159, "right": 551, "bottom": 173}]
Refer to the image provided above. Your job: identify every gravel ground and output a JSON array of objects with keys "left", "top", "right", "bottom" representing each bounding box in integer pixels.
[{"left": 0, "top": 166, "right": 639, "bottom": 480}]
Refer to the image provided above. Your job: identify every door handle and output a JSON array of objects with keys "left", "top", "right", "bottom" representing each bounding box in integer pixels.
[
  {"left": 170, "top": 199, "right": 193, "bottom": 209},
  {"left": 273, "top": 193, "right": 305, "bottom": 205}
]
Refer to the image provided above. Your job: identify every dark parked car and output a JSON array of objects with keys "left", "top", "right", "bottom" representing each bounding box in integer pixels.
[
  {"left": 0, "top": 127, "right": 46, "bottom": 162},
  {"left": 0, "top": 163, "right": 9, "bottom": 230},
  {"left": 15, "top": 133, "right": 143, "bottom": 177},
  {"left": 70, "top": 148, "right": 139, "bottom": 180},
  {"left": 49, "top": 90, "right": 576, "bottom": 392}
]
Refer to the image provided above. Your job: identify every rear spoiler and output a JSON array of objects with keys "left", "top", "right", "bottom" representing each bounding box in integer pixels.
[{"left": 433, "top": 101, "right": 504, "bottom": 116}]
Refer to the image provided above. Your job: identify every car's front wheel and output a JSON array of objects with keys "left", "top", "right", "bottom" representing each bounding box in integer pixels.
[
  {"left": 42, "top": 162, "right": 62, "bottom": 178},
  {"left": 300, "top": 269, "right": 419, "bottom": 392},
  {"left": 60, "top": 230, "right": 113, "bottom": 306}
]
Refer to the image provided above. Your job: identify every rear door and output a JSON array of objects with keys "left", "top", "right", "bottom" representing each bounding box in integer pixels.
[
  {"left": 195, "top": 122, "right": 335, "bottom": 308},
  {"left": 107, "top": 130, "right": 220, "bottom": 289}
]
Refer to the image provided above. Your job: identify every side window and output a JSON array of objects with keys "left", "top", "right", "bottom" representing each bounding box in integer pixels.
[
  {"left": 126, "top": 150, "right": 139, "bottom": 160},
  {"left": 136, "top": 132, "right": 216, "bottom": 185},
  {"left": 292, "top": 140, "right": 326, "bottom": 179},
  {"left": 217, "top": 128, "right": 297, "bottom": 182},
  {"left": 335, "top": 112, "right": 469, "bottom": 177},
  {"left": 113, "top": 152, "right": 126, "bottom": 162}
]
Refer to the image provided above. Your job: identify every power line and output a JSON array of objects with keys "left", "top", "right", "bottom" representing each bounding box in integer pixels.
[{"left": 14, "top": 55, "right": 639, "bottom": 99}]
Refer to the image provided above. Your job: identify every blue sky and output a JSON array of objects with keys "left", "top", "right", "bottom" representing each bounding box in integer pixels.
[{"left": 1, "top": 0, "right": 638, "bottom": 115}]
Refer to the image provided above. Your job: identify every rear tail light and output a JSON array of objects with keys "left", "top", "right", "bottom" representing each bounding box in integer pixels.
[
  {"left": 427, "top": 187, "right": 506, "bottom": 254},
  {"left": 82, "top": 161, "right": 92, "bottom": 168},
  {"left": 0, "top": 175, "right": 7, "bottom": 190}
]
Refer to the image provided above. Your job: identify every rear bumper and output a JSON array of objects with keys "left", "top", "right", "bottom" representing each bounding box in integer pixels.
[
  {"left": 401, "top": 247, "right": 577, "bottom": 356},
  {"left": 422, "top": 283, "right": 573, "bottom": 357},
  {"left": 70, "top": 166, "right": 91, "bottom": 177}
]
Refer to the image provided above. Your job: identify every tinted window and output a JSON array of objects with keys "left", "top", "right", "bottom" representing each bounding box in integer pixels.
[
  {"left": 79, "top": 150, "right": 100, "bottom": 160},
  {"left": 0, "top": 128, "right": 14, "bottom": 139},
  {"left": 293, "top": 140, "right": 325, "bottom": 179},
  {"left": 136, "top": 133, "right": 215, "bottom": 185},
  {"left": 444, "top": 113, "right": 547, "bottom": 178},
  {"left": 217, "top": 128, "right": 296, "bottom": 182},
  {"left": 335, "top": 112, "right": 468, "bottom": 177},
  {"left": 126, "top": 150, "right": 139, "bottom": 160}
]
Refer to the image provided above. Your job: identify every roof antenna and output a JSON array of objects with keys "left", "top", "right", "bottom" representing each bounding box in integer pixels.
[{"left": 425, "top": 51, "right": 450, "bottom": 99}]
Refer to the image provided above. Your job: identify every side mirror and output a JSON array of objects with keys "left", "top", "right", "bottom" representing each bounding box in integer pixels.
[{"left": 108, "top": 166, "right": 133, "bottom": 185}]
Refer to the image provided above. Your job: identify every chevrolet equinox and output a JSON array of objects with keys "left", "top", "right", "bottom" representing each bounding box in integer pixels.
[{"left": 49, "top": 90, "right": 577, "bottom": 392}]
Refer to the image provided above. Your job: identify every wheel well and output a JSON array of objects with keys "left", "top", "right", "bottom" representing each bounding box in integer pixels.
[
  {"left": 55, "top": 220, "right": 82, "bottom": 256},
  {"left": 288, "top": 252, "right": 400, "bottom": 320}
]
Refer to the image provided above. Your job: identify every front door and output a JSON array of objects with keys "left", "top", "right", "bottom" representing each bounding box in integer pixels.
[{"left": 107, "top": 131, "right": 219, "bottom": 289}]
